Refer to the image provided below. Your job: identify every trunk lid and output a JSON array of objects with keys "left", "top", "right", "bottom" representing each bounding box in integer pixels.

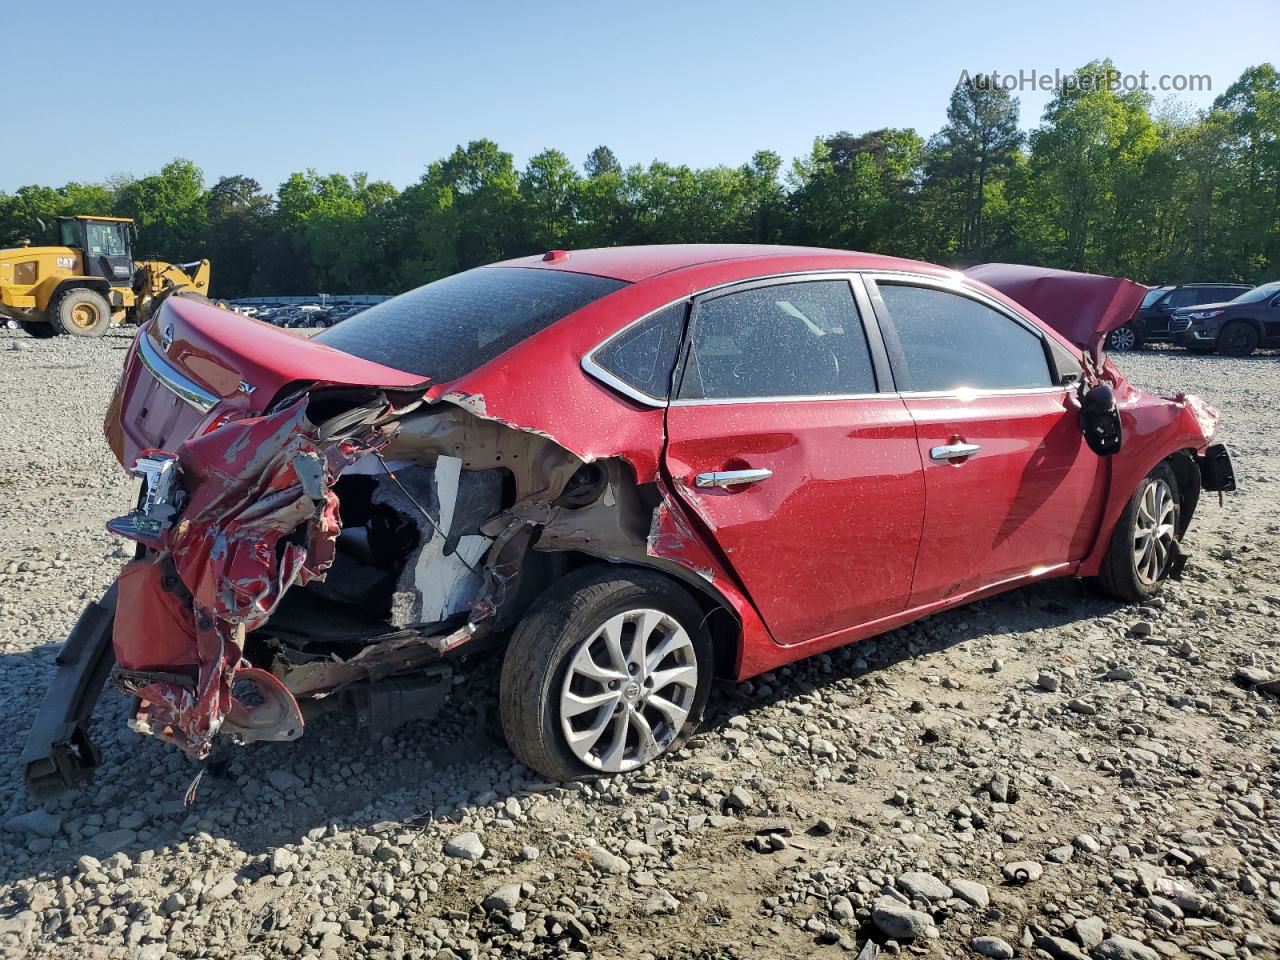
[{"left": 106, "top": 296, "right": 427, "bottom": 467}]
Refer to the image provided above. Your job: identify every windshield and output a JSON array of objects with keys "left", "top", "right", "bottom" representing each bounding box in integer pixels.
[
  {"left": 1141, "top": 286, "right": 1171, "bottom": 307},
  {"left": 314, "top": 266, "right": 628, "bottom": 381},
  {"left": 1230, "top": 281, "right": 1280, "bottom": 304}
]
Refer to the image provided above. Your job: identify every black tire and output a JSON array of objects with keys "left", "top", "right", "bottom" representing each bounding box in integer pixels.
[
  {"left": 500, "top": 565, "right": 713, "bottom": 782},
  {"left": 1217, "top": 321, "right": 1259, "bottom": 357},
  {"left": 1087, "top": 461, "right": 1181, "bottom": 603},
  {"left": 50, "top": 288, "right": 111, "bottom": 337},
  {"left": 1107, "top": 324, "right": 1141, "bottom": 352},
  {"left": 16, "top": 320, "right": 56, "bottom": 339}
]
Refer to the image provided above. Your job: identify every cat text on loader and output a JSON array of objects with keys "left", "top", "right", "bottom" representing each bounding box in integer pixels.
[{"left": 0, "top": 215, "right": 211, "bottom": 337}]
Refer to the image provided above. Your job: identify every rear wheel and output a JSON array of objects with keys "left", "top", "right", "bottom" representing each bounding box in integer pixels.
[
  {"left": 1088, "top": 462, "right": 1181, "bottom": 603},
  {"left": 500, "top": 566, "right": 712, "bottom": 781},
  {"left": 50, "top": 288, "right": 111, "bottom": 337},
  {"left": 1218, "top": 321, "right": 1259, "bottom": 357},
  {"left": 1107, "top": 324, "right": 1140, "bottom": 352}
]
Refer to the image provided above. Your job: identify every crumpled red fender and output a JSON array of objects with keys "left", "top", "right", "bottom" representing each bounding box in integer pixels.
[{"left": 113, "top": 398, "right": 394, "bottom": 757}]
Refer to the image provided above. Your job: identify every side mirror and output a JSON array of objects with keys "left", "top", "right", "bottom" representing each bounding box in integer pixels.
[{"left": 1080, "top": 384, "right": 1122, "bottom": 456}]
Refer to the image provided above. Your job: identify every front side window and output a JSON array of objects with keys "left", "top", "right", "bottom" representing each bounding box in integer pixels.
[
  {"left": 1140, "top": 287, "right": 1171, "bottom": 308},
  {"left": 84, "top": 222, "right": 128, "bottom": 257},
  {"left": 1167, "top": 287, "right": 1211, "bottom": 308},
  {"left": 678, "top": 280, "right": 877, "bottom": 400},
  {"left": 876, "top": 283, "right": 1052, "bottom": 393},
  {"left": 316, "top": 266, "right": 627, "bottom": 381}
]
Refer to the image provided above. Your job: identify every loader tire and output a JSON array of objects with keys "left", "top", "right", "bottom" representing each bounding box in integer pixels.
[{"left": 51, "top": 288, "right": 111, "bottom": 337}]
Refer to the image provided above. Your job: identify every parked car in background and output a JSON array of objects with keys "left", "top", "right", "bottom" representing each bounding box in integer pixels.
[
  {"left": 23, "top": 247, "right": 1234, "bottom": 795},
  {"left": 1108, "top": 282, "right": 1252, "bottom": 351},
  {"left": 1171, "top": 280, "right": 1280, "bottom": 356}
]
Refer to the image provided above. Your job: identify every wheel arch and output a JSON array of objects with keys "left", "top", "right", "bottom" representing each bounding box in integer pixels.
[
  {"left": 520, "top": 552, "right": 747, "bottom": 680},
  {"left": 49, "top": 278, "right": 113, "bottom": 306}
]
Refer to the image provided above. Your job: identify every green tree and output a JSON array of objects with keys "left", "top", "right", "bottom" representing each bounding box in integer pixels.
[{"left": 116, "top": 158, "right": 207, "bottom": 260}]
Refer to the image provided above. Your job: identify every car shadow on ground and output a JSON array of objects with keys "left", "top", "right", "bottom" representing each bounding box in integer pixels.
[{"left": 0, "top": 573, "right": 1131, "bottom": 903}]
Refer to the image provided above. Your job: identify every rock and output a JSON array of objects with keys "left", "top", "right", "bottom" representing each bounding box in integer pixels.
[
  {"left": 443, "top": 831, "right": 485, "bottom": 861},
  {"left": 1074, "top": 916, "right": 1105, "bottom": 949},
  {"left": 482, "top": 883, "right": 522, "bottom": 913},
  {"left": 1035, "top": 935, "right": 1089, "bottom": 960},
  {"left": 89, "top": 829, "right": 136, "bottom": 855},
  {"left": 1072, "top": 833, "right": 1101, "bottom": 854},
  {"left": 643, "top": 889, "right": 679, "bottom": 915},
  {"left": 948, "top": 878, "right": 990, "bottom": 909},
  {"left": 1037, "top": 671, "right": 1060, "bottom": 692},
  {"left": 971, "top": 936, "right": 1014, "bottom": 959},
  {"left": 811, "top": 738, "right": 838, "bottom": 758},
  {"left": 725, "top": 785, "right": 754, "bottom": 811},
  {"left": 1047, "top": 844, "right": 1074, "bottom": 863},
  {"left": 1066, "top": 698, "right": 1097, "bottom": 715},
  {"left": 1233, "top": 665, "right": 1272, "bottom": 687},
  {"left": 871, "top": 896, "right": 932, "bottom": 940},
  {"left": 1001, "top": 860, "right": 1043, "bottom": 884},
  {"left": 269, "top": 848, "right": 297, "bottom": 874},
  {"left": 986, "top": 772, "right": 1011, "bottom": 802},
  {"left": 897, "top": 871, "right": 951, "bottom": 901},
  {"left": 587, "top": 844, "right": 630, "bottom": 875},
  {"left": 206, "top": 875, "right": 238, "bottom": 901},
  {"left": 830, "top": 896, "right": 856, "bottom": 923},
  {"left": 623, "top": 838, "right": 659, "bottom": 857},
  {"left": 3, "top": 810, "right": 62, "bottom": 838},
  {"left": 268, "top": 769, "right": 305, "bottom": 792},
  {"left": 1096, "top": 936, "right": 1160, "bottom": 960}
]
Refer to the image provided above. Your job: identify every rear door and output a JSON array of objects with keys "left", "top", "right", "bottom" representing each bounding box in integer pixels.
[
  {"left": 865, "top": 277, "right": 1106, "bottom": 607},
  {"left": 662, "top": 276, "right": 925, "bottom": 647}
]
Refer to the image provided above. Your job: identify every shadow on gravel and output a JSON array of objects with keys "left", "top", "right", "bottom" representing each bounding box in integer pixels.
[{"left": 1, "top": 572, "right": 1129, "bottom": 904}]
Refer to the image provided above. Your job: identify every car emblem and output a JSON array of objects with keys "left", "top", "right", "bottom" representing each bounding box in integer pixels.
[
  {"left": 159, "top": 323, "right": 174, "bottom": 351},
  {"left": 237, "top": 380, "right": 257, "bottom": 396}
]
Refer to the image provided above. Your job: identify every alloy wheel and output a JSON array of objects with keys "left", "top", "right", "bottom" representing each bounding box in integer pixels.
[
  {"left": 1108, "top": 325, "right": 1137, "bottom": 351},
  {"left": 1133, "top": 478, "right": 1176, "bottom": 585},
  {"left": 559, "top": 608, "right": 698, "bottom": 773}
]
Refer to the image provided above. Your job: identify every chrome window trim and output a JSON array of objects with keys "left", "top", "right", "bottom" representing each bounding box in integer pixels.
[
  {"left": 581, "top": 266, "right": 1076, "bottom": 408},
  {"left": 668, "top": 391, "right": 893, "bottom": 407},
  {"left": 137, "top": 332, "right": 219, "bottom": 413}
]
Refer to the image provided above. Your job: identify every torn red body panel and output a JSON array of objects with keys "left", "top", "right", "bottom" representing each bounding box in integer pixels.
[{"left": 110, "top": 396, "right": 397, "bottom": 756}]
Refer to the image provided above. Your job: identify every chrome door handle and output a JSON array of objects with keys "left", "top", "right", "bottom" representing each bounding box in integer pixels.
[
  {"left": 930, "top": 442, "right": 982, "bottom": 461},
  {"left": 694, "top": 468, "right": 773, "bottom": 489}
]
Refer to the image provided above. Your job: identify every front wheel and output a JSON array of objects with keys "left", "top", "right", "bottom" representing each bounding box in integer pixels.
[
  {"left": 1218, "top": 321, "right": 1259, "bottom": 357},
  {"left": 1107, "top": 324, "right": 1140, "bottom": 352},
  {"left": 50, "top": 288, "right": 112, "bottom": 337},
  {"left": 1087, "top": 462, "right": 1181, "bottom": 603},
  {"left": 500, "top": 566, "right": 712, "bottom": 781}
]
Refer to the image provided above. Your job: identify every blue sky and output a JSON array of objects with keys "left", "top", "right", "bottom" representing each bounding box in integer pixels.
[{"left": 4, "top": 0, "right": 1276, "bottom": 193}]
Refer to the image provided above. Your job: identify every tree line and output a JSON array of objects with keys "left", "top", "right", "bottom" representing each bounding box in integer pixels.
[{"left": 2, "top": 60, "right": 1276, "bottom": 300}]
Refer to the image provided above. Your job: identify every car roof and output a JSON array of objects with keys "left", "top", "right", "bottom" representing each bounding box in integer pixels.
[{"left": 491, "top": 244, "right": 932, "bottom": 283}]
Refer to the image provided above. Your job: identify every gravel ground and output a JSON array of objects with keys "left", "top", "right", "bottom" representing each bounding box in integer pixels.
[{"left": 1, "top": 328, "right": 1278, "bottom": 960}]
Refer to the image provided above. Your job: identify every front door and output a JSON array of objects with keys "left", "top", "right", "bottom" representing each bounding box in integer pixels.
[
  {"left": 867, "top": 278, "right": 1106, "bottom": 606},
  {"left": 82, "top": 221, "right": 135, "bottom": 285},
  {"left": 662, "top": 277, "right": 926, "bottom": 647}
]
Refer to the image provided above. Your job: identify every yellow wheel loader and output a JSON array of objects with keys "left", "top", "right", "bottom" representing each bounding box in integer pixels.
[{"left": 0, "top": 215, "right": 211, "bottom": 338}]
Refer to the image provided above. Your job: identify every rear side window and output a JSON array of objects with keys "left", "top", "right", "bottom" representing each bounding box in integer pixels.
[
  {"left": 591, "top": 302, "right": 686, "bottom": 400},
  {"left": 315, "top": 267, "right": 627, "bottom": 381},
  {"left": 876, "top": 283, "right": 1052, "bottom": 392},
  {"left": 678, "top": 280, "right": 877, "bottom": 400}
]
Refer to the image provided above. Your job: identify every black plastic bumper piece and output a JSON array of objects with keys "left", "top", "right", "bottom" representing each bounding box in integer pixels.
[
  {"left": 1198, "top": 443, "right": 1236, "bottom": 492},
  {"left": 21, "top": 585, "right": 118, "bottom": 801}
]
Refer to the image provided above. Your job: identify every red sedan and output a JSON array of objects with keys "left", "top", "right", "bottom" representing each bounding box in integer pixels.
[{"left": 22, "top": 245, "right": 1234, "bottom": 793}]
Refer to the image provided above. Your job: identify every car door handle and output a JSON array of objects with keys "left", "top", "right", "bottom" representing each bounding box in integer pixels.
[
  {"left": 694, "top": 468, "right": 773, "bottom": 489},
  {"left": 930, "top": 442, "right": 982, "bottom": 462}
]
